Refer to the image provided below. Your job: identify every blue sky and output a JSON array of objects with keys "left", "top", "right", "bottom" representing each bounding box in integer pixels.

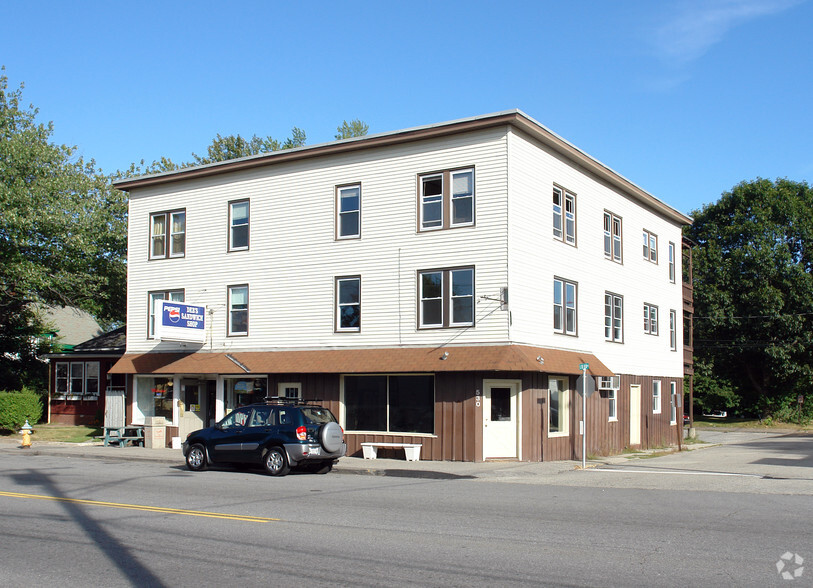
[{"left": 2, "top": 0, "right": 810, "bottom": 216}]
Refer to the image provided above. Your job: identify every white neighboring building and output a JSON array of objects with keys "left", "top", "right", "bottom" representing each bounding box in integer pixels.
[{"left": 111, "top": 110, "right": 692, "bottom": 461}]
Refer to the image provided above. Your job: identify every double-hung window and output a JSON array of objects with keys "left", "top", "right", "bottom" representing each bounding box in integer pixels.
[
  {"left": 148, "top": 290, "right": 184, "bottom": 338},
  {"left": 668, "top": 241, "right": 676, "bottom": 282},
  {"left": 228, "top": 285, "right": 249, "bottom": 336},
  {"left": 229, "top": 200, "right": 249, "bottom": 251},
  {"left": 150, "top": 210, "right": 185, "bottom": 259},
  {"left": 553, "top": 277, "right": 577, "bottom": 335},
  {"left": 336, "top": 276, "right": 361, "bottom": 332},
  {"left": 336, "top": 184, "right": 361, "bottom": 239},
  {"left": 552, "top": 186, "right": 576, "bottom": 245},
  {"left": 419, "top": 267, "right": 474, "bottom": 328},
  {"left": 603, "top": 211, "right": 622, "bottom": 262},
  {"left": 653, "top": 380, "right": 662, "bottom": 414},
  {"left": 644, "top": 303, "right": 659, "bottom": 335},
  {"left": 604, "top": 292, "right": 623, "bottom": 342},
  {"left": 55, "top": 361, "right": 100, "bottom": 397},
  {"left": 643, "top": 229, "right": 658, "bottom": 263},
  {"left": 419, "top": 168, "right": 474, "bottom": 231},
  {"left": 608, "top": 389, "right": 617, "bottom": 421},
  {"left": 670, "top": 309, "right": 677, "bottom": 350}
]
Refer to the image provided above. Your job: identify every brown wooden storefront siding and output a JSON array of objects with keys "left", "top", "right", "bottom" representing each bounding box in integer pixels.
[{"left": 619, "top": 374, "right": 684, "bottom": 451}]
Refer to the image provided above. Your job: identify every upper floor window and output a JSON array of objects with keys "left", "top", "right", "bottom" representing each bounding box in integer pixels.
[
  {"left": 148, "top": 290, "right": 184, "bottom": 338},
  {"left": 419, "top": 168, "right": 474, "bottom": 231},
  {"left": 552, "top": 186, "right": 576, "bottom": 245},
  {"left": 653, "top": 380, "right": 662, "bottom": 414},
  {"left": 228, "top": 285, "right": 249, "bottom": 336},
  {"left": 670, "top": 309, "right": 678, "bottom": 350},
  {"left": 644, "top": 303, "right": 659, "bottom": 335},
  {"left": 229, "top": 200, "right": 249, "bottom": 251},
  {"left": 150, "top": 210, "right": 185, "bottom": 259},
  {"left": 553, "top": 277, "right": 577, "bottom": 335},
  {"left": 643, "top": 229, "right": 658, "bottom": 263},
  {"left": 336, "top": 276, "right": 361, "bottom": 332},
  {"left": 336, "top": 184, "right": 361, "bottom": 239},
  {"left": 604, "top": 292, "right": 623, "bottom": 343},
  {"left": 668, "top": 241, "right": 676, "bottom": 282},
  {"left": 603, "top": 211, "right": 622, "bottom": 262},
  {"left": 419, "top": 267, "right": 474, "bottom": 328}
]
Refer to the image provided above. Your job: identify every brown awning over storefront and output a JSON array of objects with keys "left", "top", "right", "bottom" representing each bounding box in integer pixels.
[{"left": 109, "top": 345, "right": 614, "bottom": 377}]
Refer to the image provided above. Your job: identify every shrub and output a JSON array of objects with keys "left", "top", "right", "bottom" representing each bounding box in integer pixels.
[{"left": 0, "top": 388, "right": 44, "bottom": 432}]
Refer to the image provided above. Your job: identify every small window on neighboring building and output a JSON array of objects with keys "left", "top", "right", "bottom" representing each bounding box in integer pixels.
[
  {"left": 643, "top": 229, "right": 658, "bottom": 263},
  {"left": 553, "top": 186, "right": 576, "bottom": 245},
  {"left": 148, "top": 290, "right": 184, "bottom": 338},
  {"left": 419, "top": 168, "right": 474, "bottom": 231},
  {"left": 229, "top": 200, "right": 249, "bottom": 251},
  {"left": 644, "top": 303, "right": 659, "bottom": 335},
  {"left": 336, "top": 276, "right": 361, "bottom": 332},
  {"left": 603, "top": 211, "right": 622, "bottom": 262},
  {"left": 553, "top": 277, "right": 577, "bottom": 335},
  {"left": 604, "top": 292, "right": 623, "bottom": 342},
  {"left": 653, "top": 380, "right": 662, "bottom": 414},
  {"left": 228, "top": 285, "right": 249, "bottom": 336},
  {"left": 336, "top": 184, "right": 361, "bottom": 239},
  {"left": 419, "top": 267, "right": 474, "bottom": 328},
  {"left": 150, "top": 210, "right": 185, "bottom": 259}
]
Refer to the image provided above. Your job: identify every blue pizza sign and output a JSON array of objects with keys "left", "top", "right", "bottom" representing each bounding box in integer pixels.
[{"left": 155, "top": 300, "right": 206, "bottom": 343}]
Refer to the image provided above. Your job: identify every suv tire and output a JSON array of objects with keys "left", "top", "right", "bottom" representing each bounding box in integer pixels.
[
  {"left": 263, "top": 447, "right": 290, "bottom": 476},
  {"left": 320, "top": 421, "right": 343, "bottom": 453},
  {"left": 186, "top": 444, "right": 207, "bottom": 472}
]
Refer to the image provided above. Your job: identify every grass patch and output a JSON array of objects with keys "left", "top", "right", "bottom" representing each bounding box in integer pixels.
[
  {"left": 0, "top": 425, "right": 101, "bottom": 443},
  {"left": 690, "top": 417, "right": 813, "bottom": 431}
]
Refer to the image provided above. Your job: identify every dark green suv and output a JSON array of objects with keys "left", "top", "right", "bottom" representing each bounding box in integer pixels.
[{"left": 182, "top": 399, "right": 346, "bottom": 476}]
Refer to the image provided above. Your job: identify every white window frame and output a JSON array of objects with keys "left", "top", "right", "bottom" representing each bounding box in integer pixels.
[
  {"left": 608, "top": 389, "right": 617, "bottom": 422},
  {"left": 336, "top": 276, "right": 361, "bottom": 332},
  {"left": 55, "top": 362, "right": 69, "bottom": 396},
  {"left": 278, "top": 382, "right": 302, "bottom": 399},
  {"left": 419, "top": 168, "right": 475, "bottom": 231},
  {"left": 150, "top": 210, "right": 185, "bottom": 259},
  {"left": 84, "top": 361, "right": 100, "bottom": 397},
  {"left": 670, "top": 381, "right": 677, "bottom": 425},
  {"left": 604, "top": 211, "right": 622, "bottom": 262},
  {"left": 643, "top": 229, "right": 658, "bottom": 263},
  {"left": 229, "top": 200, "right": 250, "bottom": 251},
  {"left": 418, "top": 267, "right": 474, "bottom": 329},
  {"left": 553, "top": 186, "right": 576, "bottom": 245},
  {"left": 668, "top": 241, "right": 676, "bottom": 282},
  {"left": 228, "top": 285, "right": 249, "bottom": 336},
  {"left": 553, "top": 277, "right": 577, "bottom": 335},
  {"left": 336, "top": 184, "right": 361, "bottom": 239},
  {"left": 604, "top": 292, "right": 623, "bottom": 342},
  {"left": 644, "top": 303, "right": 659, "bottom": 335},
  {"left": 548, "top": 376, "right": 570, "bottom": 437},
  {"left": 653, "top": 380, "right": 662, "bottom": 414},
  {"left": 670, "top": 309, "right": 677, "bottom": 351},
  {"left": 148, "top": 290, "right": 184, "bottom": 339}
]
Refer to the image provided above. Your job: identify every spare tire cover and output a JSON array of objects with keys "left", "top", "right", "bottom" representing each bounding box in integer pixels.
[{"left": 320, "top": 421, "right": 343, "bottom": 453}]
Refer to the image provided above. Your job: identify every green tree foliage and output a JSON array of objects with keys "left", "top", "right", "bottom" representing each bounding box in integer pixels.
[
  {"left": 0, "top": 389, "right": 43, "bottom": 430},
  {"left": 686, "top": 178, "right": 813, "bottom": 419},
  {"left": 335, "top": 118, "right": 369, "bottom": 140},
  {"left": 0, "top": 69, "right": 127, "bottom": 389},
  {"left": 191, "top": 127, "right": 307, "bottom": 165}
]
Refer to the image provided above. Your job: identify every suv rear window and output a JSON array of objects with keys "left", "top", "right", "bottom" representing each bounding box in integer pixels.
[{"left": 300, "top": 407, "right": 337, "bottom": 425}]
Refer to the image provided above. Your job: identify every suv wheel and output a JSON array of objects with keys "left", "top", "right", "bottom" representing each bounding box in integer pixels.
[
  {"left": 263, "top": 447, "right": 290, "bottom": 476},
  {"left": 320, "top": 421, "right": 343, "bottom": 453},
  {"left": 186, "top": 444, "right": 207, "bottom": 471}
]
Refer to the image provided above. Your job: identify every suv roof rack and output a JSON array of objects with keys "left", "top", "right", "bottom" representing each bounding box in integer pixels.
[{"left": 263, "top": 396, "right": 323, "bottom": 406}]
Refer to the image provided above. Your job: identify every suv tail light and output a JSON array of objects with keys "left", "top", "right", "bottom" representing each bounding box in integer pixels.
[{"left": 296, "top": 426, "right": 307, "bottom": 441}]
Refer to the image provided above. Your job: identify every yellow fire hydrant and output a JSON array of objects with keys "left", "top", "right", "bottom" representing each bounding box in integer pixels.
[{"left": 20, "top": 420, "right": 33, "bottom": 448}]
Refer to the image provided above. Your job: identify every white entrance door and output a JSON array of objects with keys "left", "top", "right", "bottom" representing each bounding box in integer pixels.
[
  {"left": 483, "top": 380, "right": 520, "bottom": 459},
  {"left": 179, "top": 381, "right": 206, "bottom": 440},
  {"left": 630, "top": 384, "right": 641, "bottom": 446}
]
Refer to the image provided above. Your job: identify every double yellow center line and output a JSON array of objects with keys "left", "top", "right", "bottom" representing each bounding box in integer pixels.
[{"left": 0, "top": 491, "right": 278, "bottom": 523}]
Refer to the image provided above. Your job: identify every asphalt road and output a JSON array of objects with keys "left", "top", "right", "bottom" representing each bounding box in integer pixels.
[{"left": 0, "top": 433, "right": 811, "bottom": 587}]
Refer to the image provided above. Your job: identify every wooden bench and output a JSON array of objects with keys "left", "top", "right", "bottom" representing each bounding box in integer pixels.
[
  {"left": 360, "top": 442, "right": 422, "bottom": 462},
  {"left": 104, "top": 426, "right": 144, "bottom": 448}
]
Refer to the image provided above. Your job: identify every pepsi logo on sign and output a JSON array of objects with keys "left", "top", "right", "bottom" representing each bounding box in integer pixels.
[{"left": 168, "top": 307, "right": 181, "bottom": 323}]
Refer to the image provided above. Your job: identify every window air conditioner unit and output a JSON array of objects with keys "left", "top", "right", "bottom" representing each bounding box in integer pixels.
[{"left": 597, "top": 376, "right": 620, "bottom": 390}]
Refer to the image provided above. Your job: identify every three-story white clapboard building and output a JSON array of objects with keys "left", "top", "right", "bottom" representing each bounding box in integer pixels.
[{"left": 111, "top": 110, "right": 692, "bottom": 461}]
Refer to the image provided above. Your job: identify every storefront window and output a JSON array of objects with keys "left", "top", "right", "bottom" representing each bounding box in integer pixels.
[
  {"left": 135, "top": 377, "right": 174, "bottom": 423},
  {"left": 344, "top": 375, "right": 434, "bottom": 434},
  {"left": 225, "top": 378, "right": 268, "bottom": 413}
]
